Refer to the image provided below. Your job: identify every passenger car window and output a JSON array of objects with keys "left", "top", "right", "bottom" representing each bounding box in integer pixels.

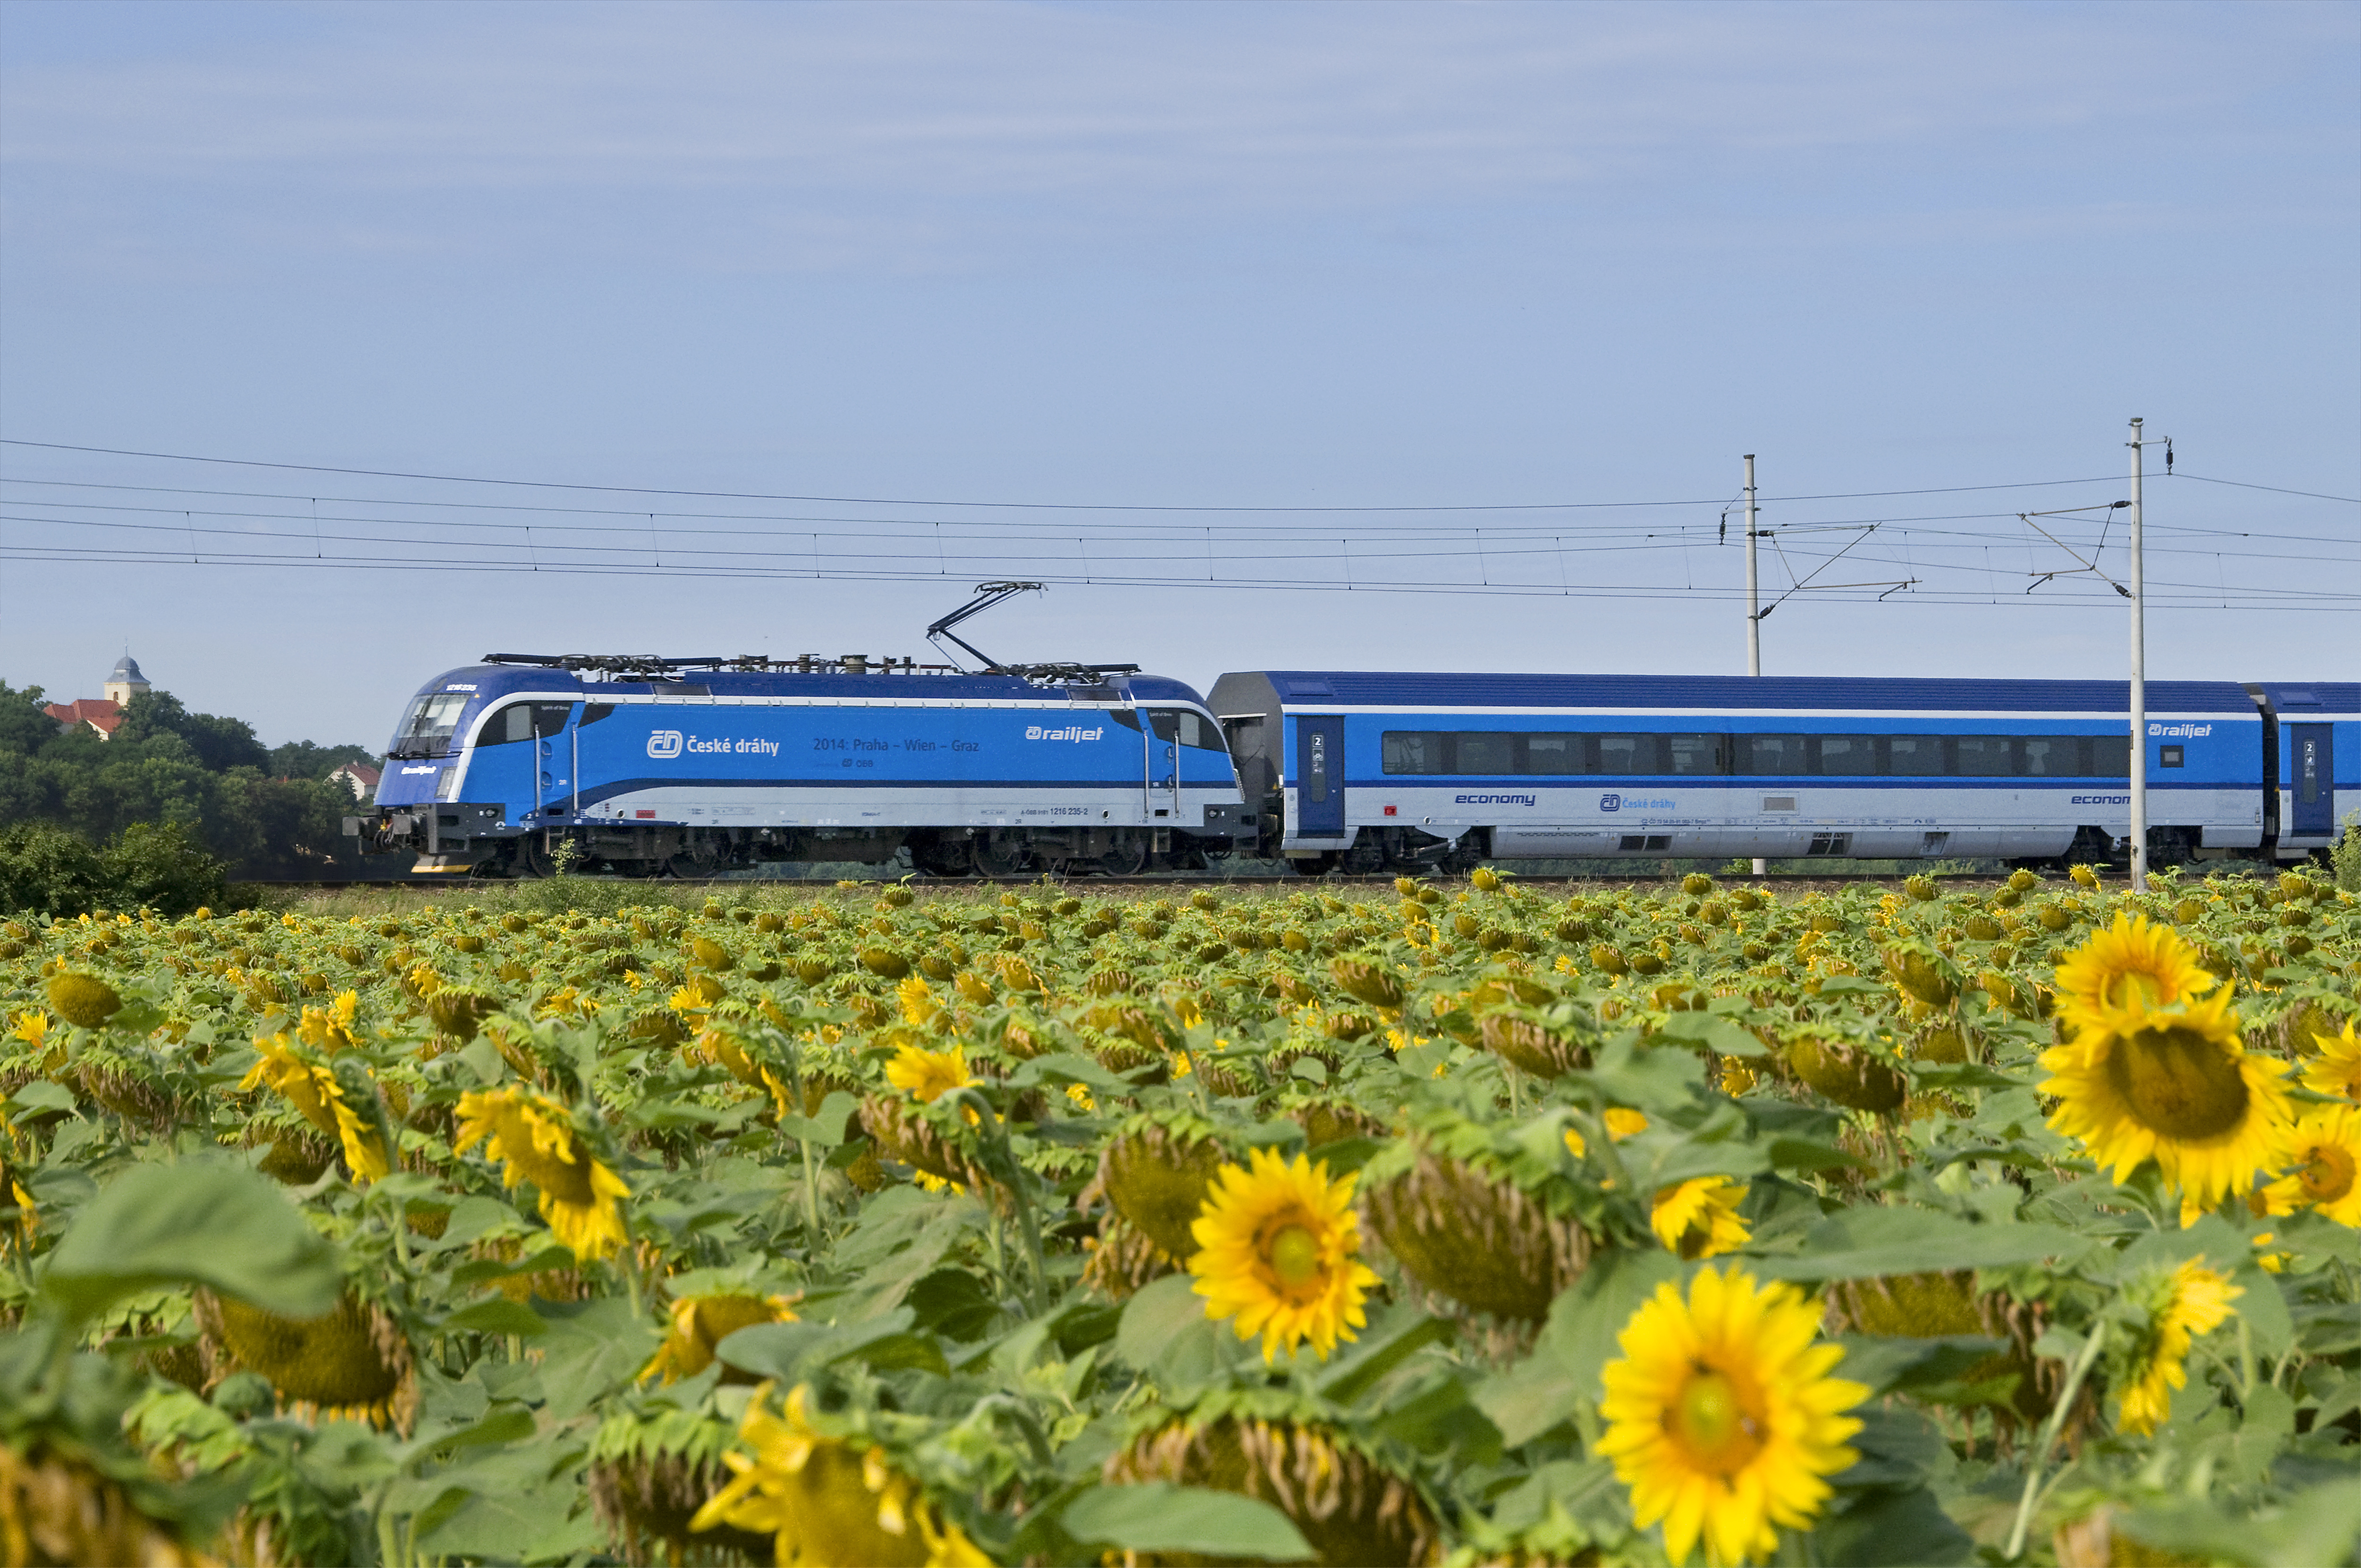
[
  {"left": 1955, "top": 736, "right": 2014, "bottom": 776},
  {"left": 1597, "top": 734, "right": 1655, "bottom": 774},
  {"left": 1525, "top": 734, "right": 1582, "bottom": 774},
  {"left": 1382, "top": 732, "right": 1444, "bottom": 774},
  {"left": 1886, "top": 736, "right": 1945, "bottom": 776},
  {"left": 1815, "top": 736, "right": 1878, "bottom": 775},
  {"left": 2021, "top": 737, "right": 2070, "bottom": 776},
  {"left": 1666, "top": 734, "right": 1725, "bottom": 775},
  {"left": 1453, "top": 733, "right": 1516, "bottom": 775},
  {"left": 1743, "top": 734, "right": 1807, "bottom": 775}
]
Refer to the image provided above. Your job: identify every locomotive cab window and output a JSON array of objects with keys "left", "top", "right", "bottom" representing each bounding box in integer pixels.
[
  {"left": 480, "top": 702, "right": 574, "bottom": 746},
  {"left": 1147, "top": 709, "right": 1225, "bottom": 750},
  {"left": 391, "top": 692, "right": 470, "bottom": 757}
]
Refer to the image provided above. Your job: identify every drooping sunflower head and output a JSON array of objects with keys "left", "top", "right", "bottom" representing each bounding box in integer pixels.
[
  {"left": 2300, "top": 1016, "right": 2361, "bottom": 1104},
  {"left": 2265, "top": 1105, "right": 2361, "bottom": 1226},
  {"left": 1189, "top": 1146, "right": 1379, "bottom": 1363},
  {"left": 46, "top": 971, "right": 122, "bottom": 1030},
  {"left": 885, "top": 1044, "right": 974, "bottom": 1106},
  {"left": 690, "top": 1381, "right": 987, "bottom": 1568},
  {"left": 2040, "top": 989, "right": 2292, "bottom": 1210},
  {"left": 641, "top": 1292, "right": 799, "bottom": 1386},
  {"left": 1653, "top": 1176, "right": 1753, "bottom": 1261},
  {"left": 1597, "top": 1265, "right": 1868, "bottom": 1568},
  {"left": 455, "top": 1086, "right": 631, "bottom": 1261},
  {"left": 2052, "top": 914, "right": 2219, "bottom": 1038},
  {"left": 2115, "top": 1258, "right": 2241, "bottom": 1437}
]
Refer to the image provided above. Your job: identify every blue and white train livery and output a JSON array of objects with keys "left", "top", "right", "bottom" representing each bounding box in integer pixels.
[
  {"left": 366, "top": 655, "right": 1252, "bottom": 877},
  {"left": 1207, "top": 671, "right": 2347, "bottom": 873}
]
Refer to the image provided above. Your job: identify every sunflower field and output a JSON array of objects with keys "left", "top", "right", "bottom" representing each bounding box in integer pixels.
[{"left": 4, "top": 863, "right": 2360, "bottom": 1568}]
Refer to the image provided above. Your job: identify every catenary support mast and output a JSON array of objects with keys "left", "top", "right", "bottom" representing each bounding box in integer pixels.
[
  {"left": 1746, "top": 454, "right": 1766, "bottom": 877},
  {"left": 2128, "top": 419, "right": 2148, "bottom": 893}
]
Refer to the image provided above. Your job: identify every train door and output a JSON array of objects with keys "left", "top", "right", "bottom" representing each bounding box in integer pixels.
[
  {"left": 537, "top": 704, "right": 578, "bottom": 823},
  {"left": 2291, "top": 725, "right": 2333, "bottom": 836},
  {"left": 1144, "top": 709, "right": 1181, "bottom": 824},
  {"left": 1294, "top": 715, "right": 1345, "bottom": 835}
]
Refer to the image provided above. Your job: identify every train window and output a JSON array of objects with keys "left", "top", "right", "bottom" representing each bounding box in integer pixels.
[
  {"left": 1455, "top": 732, "right": 1516, "bottom": 775},
  {"left": 2087, "top": 735, "right": 2131, "bottom": 777},
  {"left": 2020, "top": 737, "right": 2072, "bottom": 776},
  {"left": 1742, "top": 734, "right": 1807, "bottom": 775},
  {"left": 1105, "top": 709, "right": 1143, "bottom": 732},
  {"left": 1814, "top": 735, "right": 1878, "bottom": 775},
  {"left": 1148, "top": 710, "right": 1180, "bottom": 742},
  {"left": 1178, "top": 711, "right": 1229, "bottom": 751},
  {"left": 1955, "top": 736, "right": 2014, "bottom": 776},
  {"left": 1525, "top": 733, "right": 1582, "bottom": 774},
  {"left": 1597, "top": 734, "right": 1655, "bottom": 774},
  {"left": 1666, "top": 734, "right": 1725, "bottom": 775},
  {"left": 1887, "top": 736, "right": 1945, "bottom": 776},
  {"left": 391, "top": 692, "right": 470, "bottom": 757},
  {"left": 1383, "top": 732, "right": 1445, "bottom": 774},
  {"left": 480, "top": 702, "right": 572, "bottom": 747}
]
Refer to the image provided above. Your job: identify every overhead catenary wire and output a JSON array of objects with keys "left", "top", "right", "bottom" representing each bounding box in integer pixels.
[{"left": 0, "top": 440, "right": 2352, "bottom": 615}]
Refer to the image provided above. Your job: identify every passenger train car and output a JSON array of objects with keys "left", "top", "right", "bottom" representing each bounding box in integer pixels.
[
  {"left": 363, "top": 655, "right": 1253, "bottom": 877},
  {"left": 1207, "top": 672, "right": 2355, "bottom": 873}
]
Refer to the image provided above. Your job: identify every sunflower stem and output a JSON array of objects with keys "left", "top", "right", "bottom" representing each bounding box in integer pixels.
[
  {"left": 2004, "top": 1324, "right": 2105, "bottom": 1561},
  {"left": 2237, "top": 1312, "right": 2256, "bottom": 1399}
]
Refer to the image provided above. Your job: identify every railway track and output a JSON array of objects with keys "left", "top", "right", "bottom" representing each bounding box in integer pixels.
[{"left": 246, "top": 870, "right": 2036, "bottom": 894}]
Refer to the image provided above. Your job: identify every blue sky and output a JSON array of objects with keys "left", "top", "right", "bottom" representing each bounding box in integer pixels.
[{"left": 2, "top": 0, "right": 2354, "bottom": 747}]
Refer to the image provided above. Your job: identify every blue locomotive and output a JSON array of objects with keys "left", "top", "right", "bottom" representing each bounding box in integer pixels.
[
  {"left": 1206, "top": 671, "right": 2356, "bottom": 874},
  {"left": 366, "top": 652, "right": 1251, "bottom": 877}
]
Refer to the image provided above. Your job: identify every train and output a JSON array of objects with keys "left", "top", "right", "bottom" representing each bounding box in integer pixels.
[{"left": 354, "top": 594, "right": 2353, "bottom": 878}]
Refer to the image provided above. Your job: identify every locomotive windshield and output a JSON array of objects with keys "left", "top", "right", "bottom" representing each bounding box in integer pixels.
[{"left": 389, "top": 692, "right": 470, "bottom": 758}]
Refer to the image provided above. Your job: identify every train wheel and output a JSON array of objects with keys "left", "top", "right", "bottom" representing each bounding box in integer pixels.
[
  {"left": 912, "top": 835, "right": 976, "bottom": 877},
  {"left": 976, "top": 833, "right": 1030, "bottom": 877},
  {"left": 1098, "top": 835, "right": 1149, "bottom": 876},
  {"left": 518, "top": 835, "right": 556, "bottom": 878},
  {"left": 1341, "top": 835, "right": 1387, "bottom": 874}
]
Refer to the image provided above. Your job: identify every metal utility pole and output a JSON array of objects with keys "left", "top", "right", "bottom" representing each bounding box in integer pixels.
[
  {"left": 2128, "top": 419, "right": 2148, "bottom": 892},
  {"left": 1745, "top": 454, "right": 1766, "bottom": 877},
  {"left": 1744, "top": 455, "right": 1761, "bottom": 676}
]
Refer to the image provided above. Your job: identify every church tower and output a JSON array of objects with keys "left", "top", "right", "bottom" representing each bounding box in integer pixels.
[{"left": 103, "top": 654, "right": 152, "bottom": 706}]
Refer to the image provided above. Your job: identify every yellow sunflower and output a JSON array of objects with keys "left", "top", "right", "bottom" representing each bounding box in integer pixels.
[
  {"left": 690, "top": 1381, "right": 989, "bottom": 1568},
  {"left": 2116, "top": 1260, "right": 2240, "bottom": 1436},
  {"left": 454, "top": 1086, "right": 631, "bottom": 1261},
  {"left": 2052, "top": 914, "right": 2219, "bottom": 1039},
  {"left": 2040, "top": 989, "right": 2292, "bottom": 1209},
  {"left": 2301, "top": 1017, "right": 2361, "bottom": 1103},
  {"left": 1597, "top": 1265, "right": 1868, "bottom": 1568},
  {"left": 1653, "top": 1176, "right": 1752, "bottom": 1260},
  {"left": 885, "top": 1044, "right": 975, "bottom": 1106},
  {"left": 2263, "top": 1105, "right": 2361, "bottom": 1226},
  {"left": 640, "top": 1292, "right": 799, "bottom": 1385},
  {"left": 1565, "top": 1107, "right": 1651, "bottom": 1158},
  {"left": 1189, "top": 1146, "right": 1379, "bottom": 1363},
  {"left": 240, "top": 1034, "right": 390, "bottom": 1184},
  {"left": 9, "top": 1011, "right": 50, "bottom": 1047},
  {"left": 896, "top": 976, "right": 942, "bottom": 1027}
]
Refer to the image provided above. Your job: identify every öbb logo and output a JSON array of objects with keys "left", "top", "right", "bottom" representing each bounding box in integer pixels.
[
  {"left": 1599, "top": 793, "right": 1621, "bottom": 812},
  {"left": 647, "top": 730, "right": 684, "bottom": 759}
]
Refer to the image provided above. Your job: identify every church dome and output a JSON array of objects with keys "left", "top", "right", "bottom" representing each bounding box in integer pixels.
[{"left": 110, "top": 654, "right": 146, "bottom": 684}]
